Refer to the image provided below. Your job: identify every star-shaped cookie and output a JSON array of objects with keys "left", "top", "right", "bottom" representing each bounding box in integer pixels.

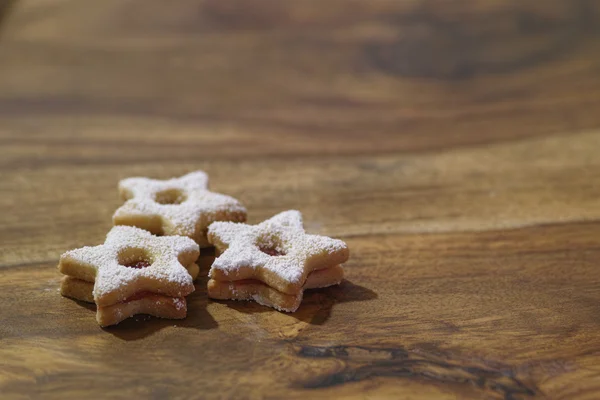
[
  {"left": 58, "top": 225, "right": 200, "bottom": 307},
  {"left": 207, "top": 210, "right": 349, "bottom": 295},
  {"left": 60, "top": 275, "right": 190, "bottom": 327},
  {"left": 207, "top": 264, "right": 345, "bottom": 312},
  {"left": 113, "top": 171, "right": 247, "bottom": 247}
]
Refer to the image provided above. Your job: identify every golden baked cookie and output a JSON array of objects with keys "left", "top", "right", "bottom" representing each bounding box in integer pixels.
[
  {"left": 60, "top": 277, "right": 188, "bottom": 326},
  {"left": 207, "top": 264, "right": 344, "bottom": 312},
  {"left": 58, "top": 226, "right": 200, "bottom": 326},
  {"left": 207, "top": 210, "right": 349, "bottom": 311},
  {"left": 113, "top": 171, "right": 247, "bottom": 247},
  {"left": 60, "top": 262, "right": 200, "bottom": 303}
]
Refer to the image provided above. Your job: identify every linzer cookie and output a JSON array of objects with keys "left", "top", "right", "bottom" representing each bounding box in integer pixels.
[
  {"left": 207, "top": 210, "right": 349, "bottom": 312},
  {"left": 60, "top": 262, "right": 200, "bottom": 303},
  {"left": 58, "top": 226, "right": 200, "bottom": 327},
  {"left": 61, "top": 276, "right": 188, "bottom": 326},
  {"left": 207, "top": 265, "right": 344, "bottom": 312},
  {"left": 113, "top": 171, "right": 247, "bottom": 247}
]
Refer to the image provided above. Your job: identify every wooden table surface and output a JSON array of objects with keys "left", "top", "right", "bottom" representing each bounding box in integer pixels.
[{"left": 2, "top": 1, "right": 600, "bottom": 399}]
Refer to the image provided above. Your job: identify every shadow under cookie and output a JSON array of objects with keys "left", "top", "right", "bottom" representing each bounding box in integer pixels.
[
  {"left": 213, "top": 279, "right": 378, "bottom": 325},
  {"left": 104, "top": 285, "right": 218, "bottom": 340}
]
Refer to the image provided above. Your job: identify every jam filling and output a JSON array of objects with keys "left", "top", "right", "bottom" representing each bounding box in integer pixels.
[
  {"left": 258, "top": 246, "right": 285, "bottom": 257},
  {"left": 120, "top": 291, "right": 184, "bottom": 303},
  {"left": 124, "top": 291, "right": 154, "bottom": 302}
]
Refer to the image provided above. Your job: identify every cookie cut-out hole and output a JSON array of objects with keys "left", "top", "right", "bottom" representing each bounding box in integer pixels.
[
  {"left": 154, "top": 189, "right": 187, "bottom": 205},
  {"left": 256, "top": 233, "right": 288, "bottom": 257},
  {"left": 259, "top": 246, "right": 286, "bottom": 257},
  {"left": 118, "top": 248, "right": 154, "bottom": 269}
]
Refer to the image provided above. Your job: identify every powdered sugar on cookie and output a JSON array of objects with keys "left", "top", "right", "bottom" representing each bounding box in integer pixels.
[
  {"left": 207, "top": 210, "right": 349, "bottom": 295},
  {"left": 113, "top": 171, "right": 247, "bottom": 247},
  {"left": 59, "top": 226, "right": 199, "bottom": 306}
]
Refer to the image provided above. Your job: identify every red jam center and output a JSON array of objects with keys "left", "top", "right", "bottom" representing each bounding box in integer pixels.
[
  {"left": 124, "top": 260, "right": 152, "bottom": 269},
  {"left": 124, "top": 291, "right": 153, "bottom": 302},
  {"left": 259, "top": 246, "right": 285, "bottom": 257},
  {"left": 120, "top": 292, "right": 184, "bottom": 304}
]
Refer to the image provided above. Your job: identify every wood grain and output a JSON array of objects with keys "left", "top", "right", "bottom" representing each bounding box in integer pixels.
[
  {"left": 1, "top": 0, "right": 600, "bottom": 399},
  {"left": 2, "top": 0, "right": 600, "bottom": 168}
]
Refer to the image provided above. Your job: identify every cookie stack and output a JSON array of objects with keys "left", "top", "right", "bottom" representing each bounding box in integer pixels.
[
  {"left": 58, "top": 171, "right": 349, "bottom": 327},
  {"left": 59, "top": 226, "right": 200, "bottom": 326},
  {"left": 207, "top": 210, "right": 349, "bottom": 312}
]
